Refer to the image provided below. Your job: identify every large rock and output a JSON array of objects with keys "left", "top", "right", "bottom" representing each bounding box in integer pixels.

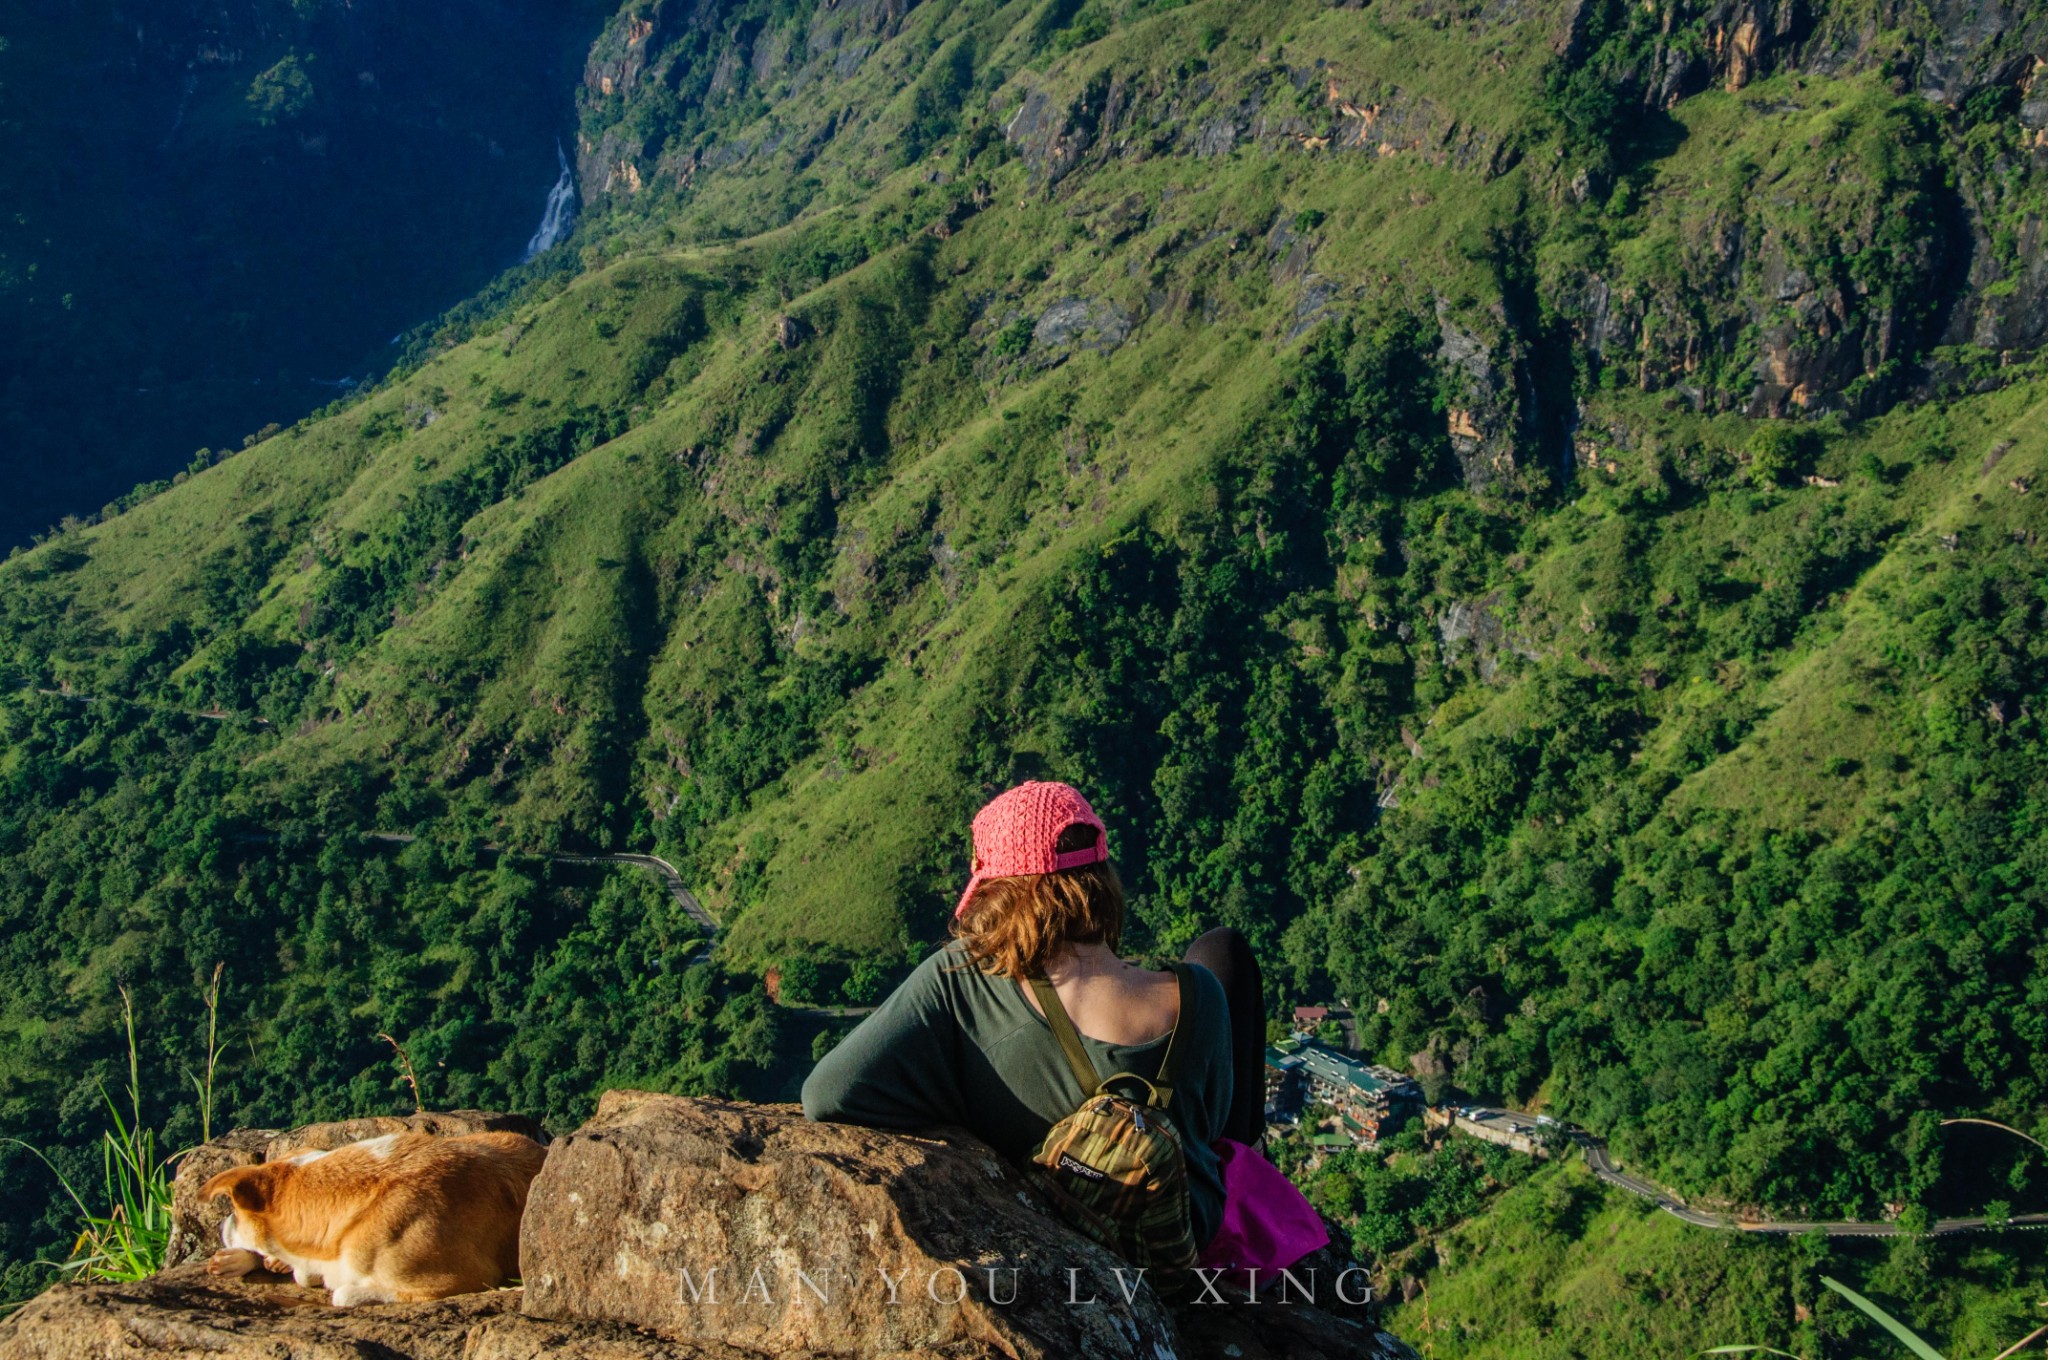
[
  {"left": 3, "top": 1097, "right": 1415, "bottom": 1359},
  {"left": 165, "top": 1109, "right": 547, "bottom": 1268},
  {"left": 521, "top": 1091, "right": 1413, "bottom": 1360}
]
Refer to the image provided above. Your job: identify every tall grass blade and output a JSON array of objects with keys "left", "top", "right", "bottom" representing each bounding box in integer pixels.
[
  {"left": 1989, "top": 1322, "right": 2048, "bottom": 1360},
  {"left": 1821, "top": 1277, "right": 1946, "bottom": 1360},
  {"left": 10, "top": 984, "right": 178, "bottom": 1285}
]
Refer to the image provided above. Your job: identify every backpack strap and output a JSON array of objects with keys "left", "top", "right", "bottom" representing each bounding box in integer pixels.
[
  {"left": 1150, "top": 963, "right": 1194, "bottom": 1111},
  {"left": 1028, "top": 973, "right": 1102, "bottom": 1095},
  {"left": 1029, "top": 963, "right": 1197, "bottom": 1110}
]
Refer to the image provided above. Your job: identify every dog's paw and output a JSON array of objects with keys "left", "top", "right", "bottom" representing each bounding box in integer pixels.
[
  {"left": 207, "top": 1247, "right": 262, "bottom": 1277},
  {"left": 327, "top": 1282, "right": 392, "bottom": 1307},
  {"left": 261, "top": 1254, "right": 293, "bottom": 1274}
]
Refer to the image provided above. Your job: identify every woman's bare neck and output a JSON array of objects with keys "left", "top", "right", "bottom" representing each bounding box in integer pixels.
[
  {"left": 1041, "top": 941, "right": 1137, "bottom": 979},
  {"left": 1026, "top": 942, "right": 1179, "bottom": 1045}
]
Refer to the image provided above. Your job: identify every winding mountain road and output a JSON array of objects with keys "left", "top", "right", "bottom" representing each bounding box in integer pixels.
[
  {"left": 356, "top": 833, "right": 719, "bottom": 955},
  {"left": 508, "top": 848, "right": 717, "bottom": 934},
  {"left": 1574, "top": 1138, "right": 2048, "bottom": 1238},
  {"left": 541, "top": 849, "right": 718, "bottom": 964},
  {"left": 18, "top": 684, "right": 271, "bottom": 726}
]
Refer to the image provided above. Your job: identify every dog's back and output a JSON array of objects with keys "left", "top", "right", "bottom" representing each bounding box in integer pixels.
[{"left": 205, "top": 1129, "right": 548, "bottom": 1305}]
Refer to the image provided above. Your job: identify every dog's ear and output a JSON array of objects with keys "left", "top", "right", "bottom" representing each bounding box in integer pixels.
[{"left": 201, "top": 1166, "right": 268, "bottom": 1213}]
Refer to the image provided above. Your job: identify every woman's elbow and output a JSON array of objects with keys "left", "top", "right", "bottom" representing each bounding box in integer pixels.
[{"left": 800, "top": 1067, "right": 844, "bottom": 1123}]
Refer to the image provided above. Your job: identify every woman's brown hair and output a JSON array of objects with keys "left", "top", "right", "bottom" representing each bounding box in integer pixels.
[{"left": 950, "top": 822, "right": 1124, "bottom": 980}]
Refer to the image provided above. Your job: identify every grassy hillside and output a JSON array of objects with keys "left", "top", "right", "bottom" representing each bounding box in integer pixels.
[{"left": 3, "top": 0, "right": 2047, "bottom": 1338}]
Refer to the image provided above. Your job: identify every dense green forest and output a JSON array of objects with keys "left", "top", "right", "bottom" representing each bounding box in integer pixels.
[{"left": 3, "top": 0, "right": 2047, "bottom": 1351}]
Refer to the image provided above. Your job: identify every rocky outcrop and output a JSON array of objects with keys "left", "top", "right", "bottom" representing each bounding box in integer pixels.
[
  {"left": 1005, "top": 80, "right": 1110, "bottom": 188},
  {"left": 1941, "top": 70, "right": 2048, "bottom": 363},
  {"left": 1555, "top": 85, "right": 1961, "bottom": 418},
  {"left": 772, "top": 313, "right": 810, "bottom": 349},
  {"left": 1741, "top": 207, "right": 1959, "bottom": 419},
  {"left": 1002, "top": 61, "right": 1514, "bottom": 191},
  {"left": 1544, "top": 0, "right": 2047, "bottom": 414},
  {"left": 3, "top": 1096, "right": 1416, "bottom": 1360},
  {"left": 1437, "top": 592, "right": 1544, "bottom": 683},
  {"left": 1313, "top": 75, "right": 1515, "bottom": 175},
  {"left": 165, "top": 1109, "right": 547, "bottom": 1269},
  {"left": 1943, "top": 208, "right": 2048, "bottom": 362},
  {"left": 1032, "top": 297, "right": 1133, "bottom": 354},
  {"left": 1615, "top": 0, "right": 2047, "bottom": 109},
  {"left": 1435, "top": 297, "right": 1529, "bottom": 494},
  {"left": 1805, "top": 0, "right": 2048, "bottom": 104},
  {"left": 575, "top": 0, "right": 925, "bottom": 203},
  {"left": 523, "top": 1092, "right": 1410, "bottom": 1359}
]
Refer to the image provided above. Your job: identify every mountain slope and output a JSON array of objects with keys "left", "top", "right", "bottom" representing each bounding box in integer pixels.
[{"left": 3, "top": 0, "right": 2047, "bottom": 1263}]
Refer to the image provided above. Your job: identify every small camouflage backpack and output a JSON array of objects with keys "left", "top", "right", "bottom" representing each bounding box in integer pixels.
[{"left": 1023, "top": 964, "right": 1200, "bottom": 1271}]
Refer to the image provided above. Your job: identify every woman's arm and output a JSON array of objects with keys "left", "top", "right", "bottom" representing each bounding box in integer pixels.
[{"left": 801, "top": 949, "right": 969, "bottom": 1130}]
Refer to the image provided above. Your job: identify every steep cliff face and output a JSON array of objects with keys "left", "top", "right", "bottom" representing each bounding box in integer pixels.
[
  {"left": 1546, "top": 0, "right": 2048, "bottom": 415},
  {"left": 1565, "top": 77, "right": 1963, "bottom": 418},
  {"left": 573, "top": 0, "right": 928, "bottom": 208},
  {"left": 1578, "top": 0, "right": 2048, "bottom": 108},
  {"left": 563, "top": 0, "right": 2048, "bottom": 458}
]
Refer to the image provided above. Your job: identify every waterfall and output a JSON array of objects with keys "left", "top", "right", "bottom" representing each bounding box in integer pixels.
[
  {"left": 160, "top": 71, "right": 198, "bottom": 149},
  {"left": 523, "top": 141, "right": 577, "bottom": 260}
]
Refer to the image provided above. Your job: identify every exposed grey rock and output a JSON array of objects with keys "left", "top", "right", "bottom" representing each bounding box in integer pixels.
[
  {"left": 1435, "top": 297, "right": 1523, "bottom": 493},
  {"left": 1617, "top": 0, "right": 2046, "bottom": 110},
  {"left": 1942, "top": 176, "right": 2048, "bottom": 360},
  {"left": 1437, "top": 592, "right": 1543, "bottom": 683},
  {"left": 577, "top": 0, "right": 924, "bottom": 201},
  {"left": 1005, "top": 82, "right": 1106, "bottom": 186},
  {"left": 1287, "top": 275, "right": 1343, "bottom": 341},
  {"left": 1195, "top": 118, "right": 1237, "bottom": 157},
  {"left": 1033, "top": 297, "right": 1133, "bottom": 353}
]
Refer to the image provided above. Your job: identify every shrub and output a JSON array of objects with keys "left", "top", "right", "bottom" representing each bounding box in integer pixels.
[{"left": 1746, "top": 423, "right": 1813, "bottom": 488}]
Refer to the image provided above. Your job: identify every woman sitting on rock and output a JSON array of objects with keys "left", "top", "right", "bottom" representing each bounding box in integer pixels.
[{"left": 804, "top": 779, "right": 1321, "bottom": 1274}]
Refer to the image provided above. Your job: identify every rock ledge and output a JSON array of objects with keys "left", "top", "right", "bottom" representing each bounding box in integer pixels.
[{"left": 0, "top": 1096, "right": 1416, "bottom": 1360}]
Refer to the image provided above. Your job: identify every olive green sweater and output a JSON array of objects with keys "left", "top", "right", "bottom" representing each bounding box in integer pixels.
[{"left": 801, "top": 940, "right": 1233, "bottom": 1247}]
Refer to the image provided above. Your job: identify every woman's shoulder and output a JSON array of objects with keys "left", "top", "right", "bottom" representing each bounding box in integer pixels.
[
  {"left": 898, "top": 938, "right": 970, "bottom": 971},
  {"left": 908, "top": 939, "right": 1007, "bottom": 1004},
  {"left": 923, "top": 938, "right": 982, "bottom": 984}
]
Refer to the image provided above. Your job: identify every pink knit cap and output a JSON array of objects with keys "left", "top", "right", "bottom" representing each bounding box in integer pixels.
[{"left": 952, "top": 781, "right": 1110, "bottom": 919}]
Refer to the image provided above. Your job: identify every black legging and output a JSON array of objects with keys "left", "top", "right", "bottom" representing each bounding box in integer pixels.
[{"left": 1183, "top": 926, "right": 1265, "bottom": 1146}]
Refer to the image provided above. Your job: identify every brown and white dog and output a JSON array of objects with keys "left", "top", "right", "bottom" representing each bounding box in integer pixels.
[{"left": 202, "top": 1130, "right": 546, "bottom": 1306}]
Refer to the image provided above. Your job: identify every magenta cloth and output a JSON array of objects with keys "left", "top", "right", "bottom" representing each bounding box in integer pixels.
[{"left": 1195, "top": 1137, "right": 1328, "bottom": 1272}]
